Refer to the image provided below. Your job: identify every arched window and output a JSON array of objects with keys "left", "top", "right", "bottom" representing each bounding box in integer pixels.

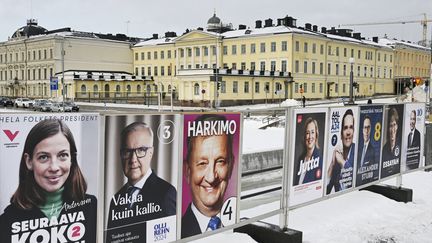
[
  {"left": 127, "top": 84, "right": 131, "bottom": 94},
  {"left": 104, "top": 84, "right": 110, "bottom": 98},
  {"left": 194, "top": 83, "right": 200, "bottom": 95},
  {"left": 116, "top": 85, "right": 121, "bottom": 92},
  {"left": 81, "top": 84, "right": 86, "bottom": 94},
  {"left": 137, "top": 84, "right": 141, "bottom": 93},
  {"left": 146, "top": 84, "right": 151, "bottom": 94},
  {"left": 93, "top": 84, "right": 98, "bottom": 92}
]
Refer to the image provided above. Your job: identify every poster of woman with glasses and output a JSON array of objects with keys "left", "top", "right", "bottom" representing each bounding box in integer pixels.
[{"left": 104, "top": 114, "right": 180, "bottom": 243}]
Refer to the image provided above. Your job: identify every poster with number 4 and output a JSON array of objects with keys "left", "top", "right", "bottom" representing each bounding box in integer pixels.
[{"left": 181, "top": 113, "right": 241, "bottom": 239}]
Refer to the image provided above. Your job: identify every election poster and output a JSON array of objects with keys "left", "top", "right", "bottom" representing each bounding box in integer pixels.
[
  {"left": 355, "top": 105, "right": 383, "bottom": 187},
  {"left": 380, "top": 104, "right": 404, "bottom": 179},
  {"left": 104, "top": 114, "right": 180, "bottom": 243},
  {"left": 181, "top": 113, "right": 241, "bottom": 239},
  {"left": 289, "top": 108, "right": 327, "bottom": 206},
  {"left": 0, "top": 113, "right": 101, "bottom": 243},
  {"left": 401, "top": 103, "right": 425, "bottom": 172},
  {"left": 325, "top": 106, "right": 359, "bottom": 195}
]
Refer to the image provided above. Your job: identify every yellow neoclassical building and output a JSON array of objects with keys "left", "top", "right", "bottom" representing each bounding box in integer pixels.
[{"left": 132, "top": 14, "right": 420, "bottom": 106}]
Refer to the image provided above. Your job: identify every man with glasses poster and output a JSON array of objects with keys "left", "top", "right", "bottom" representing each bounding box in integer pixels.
[{"left": 106, "top": 122, "right": 176, "bottom": 243}]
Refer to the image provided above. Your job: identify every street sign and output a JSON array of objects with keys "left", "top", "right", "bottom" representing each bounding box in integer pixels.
[{"left": 50, "top": 77, "right": 58, "bottom": 91}]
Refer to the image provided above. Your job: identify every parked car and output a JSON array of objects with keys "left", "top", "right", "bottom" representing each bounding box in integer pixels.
[
  {"left": 0, "top": 97, "right": 14, "bottom": 107},
  {"left": 40, "top": 101, "right": 53, "bottom": 112},
  {"left": 50, "top": 102, "right": 64, "bottom": 112},
  {"left": 65, "top": 101, "right": 79, "bottom": 112},
  {"left": 15, "top": 98, "right": 34, "bottom": 108},
  {"left": 33, "top": 99, "right": 49, "bottom": 111}
]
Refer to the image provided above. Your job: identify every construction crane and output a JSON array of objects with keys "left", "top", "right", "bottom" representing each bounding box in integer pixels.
[{"left": 340, "top": 13, "right": 432, "bottom": 47}]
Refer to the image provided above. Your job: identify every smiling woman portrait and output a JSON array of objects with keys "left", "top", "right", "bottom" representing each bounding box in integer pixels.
[{"left": 0, "top": 119, "right": 97, "bottom": 243}]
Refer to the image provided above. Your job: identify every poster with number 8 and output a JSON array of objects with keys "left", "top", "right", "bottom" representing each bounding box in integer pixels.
[
  {"left": 181, "top": 113, "right": 241, "bottom": 239},
  {"left": 104, "top": 114, "right": 180, "bottom": 243}
]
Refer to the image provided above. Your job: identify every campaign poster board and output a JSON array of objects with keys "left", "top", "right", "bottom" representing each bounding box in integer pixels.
[
  {"left": 181, "top": 113, "right": 241, "bottom": 239},
  {"left": 380, "top": 104, "right": 405, "bottom": 179},
  {"left": 104, "top": 114, "right": 180, "bottom": 243},
  {"left": 325, "top": 106, "right": 359, "bottom": 195},
  {"left": 289, "top": 108, "right": 327, "bottom": 206},
  {"left": 401, "top": 103, "right": 425, "bottom": 171},
  {"left": 0, "top": 113, "right": 100, "bottom": 243},
  {"left": 355, "top": 105, "right": 383, "bottom": 187}
]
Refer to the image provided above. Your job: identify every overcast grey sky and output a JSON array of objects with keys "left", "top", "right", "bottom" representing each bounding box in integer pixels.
[{"left": 1, "top": 0, "right": 431, "bottom": 44}]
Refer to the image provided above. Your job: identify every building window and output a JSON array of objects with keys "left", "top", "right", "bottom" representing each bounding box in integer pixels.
[
  {"left": 312, "top": 83, "right": 315, "bottom": 93},
  {"left": 384, "top": 54, "right": 387, "bottom": 62},
  {"left": 168, "top": 50, "right": 172, "bottom": 58},
  {"left": 244, "top": 81, "right": 249, "bottom": 93},
  {"left": 44, "top": 49, "right": 47, "bottom": 59},
  {"left": 141, "top": 67, "right": 145, "bottom": 76},
  {"left": 295, "top": 60, "right": 299, "bottom": 73},
  {"left": 351, "top": 49, "right": 354, "bottom": 58},
  {"left": 328, "top": 46, "right": 332, "bottom": 55},
  {"left": 335, "top": 83, "right": 338, "bottom": 93},
  {"left": 168, "top": 65, "right": 172, "bottom": 76},
  {"left": 260, "top": 43, "right": 266, "bottom": 53},
  {"left": 251, "top": 62, "right": 256, "bottom": 71},
  {"left": 343, "top": 65, "right": 347, "bottom": 76},
  {"left": 357, "top": 66, "right": 360, "bottom": 76},
  {"left": 194, "top": 83, "right": 200, "bottom": 95},
  {"left": 357, "top": 50, "right": 361, "bottom": 59},
  {"left": 204, "top": 47, "right": 208, "bottom": 56},
  {"left": 336, "top": 47, "right": 339, "bottom": 56},
  {"left": 147, "top": 52, "right": 151, "bottom": 59},
  {"left": 282, "top": 41, "right": 287, "bottom": 51},
  {"left": 336, "top": 64, "right": 339, "bottom": 75},
  {"left": 187, "top": 48, "right": 192, "bottom": 57},
  {"left": 135, "top": 53, "right": 138, "bottom": 61},
  {"left": 141, "top": 52, "right": 145, "bottom": 60},
  {"left": 312, "top": 62, "right": 316, "bottom": 74},
  {"left": 281, "top": 60, "right": 287, "bottom": 72},
  {"left": 221, "top": 81, "right": 226, "bottom": 93},
  {"left": 161, "top": 51, "right": 165, "bottom": 59},
  {"left": 304, "top": 42, "right": 308, "bottom": 53},
  {"left": 38, "top": 50, "right": 41, "bottom": 60},
  {"left": 161, "top": 66, "right": 165, "bottom": 76},
  {"left": 327, "top": 63, "right": 331, "bottom": 75},
  {"left": 50, "top": 49, "right": 53, "bottom": 59},
  {"left": 271, "top": 61, "right": 276, "bottom": 71},
  {"left": 295, "top": 41, "right": 299, "bottom": 52},
  {"left": 255, "top": 82, "right": 260, "bottom": 93},
  {"left": 93, "top": 84, "right": 98, "bottom": 93},
  {"left": 319, "top": 83, "right": 323, "bottom": 93},
  {"left": 343, "top": 83, "right": 346, "bottom": 93},
  {"left": 303, "top": 83, "right": 308, "bottom": 93},
  {"left": 81, "top": 85, "right": 87, "bottom": 94},
  {"left": 343, "top": 48, "right": 347, "bottom": 57},
  {"left": 212, "top": 46, "right": 216, "bottom": 55},
  {"left": 223, "top": 46, "right": 228, "bottom": 55},
  {"left": 148, "top": 67, "right": 151, "bottom": 76},
  {"left": 231, "top": 45, "right": 237, "bottom": 55},
  {"left": 137, "top": 85, "right": 141, "bottom": 93},
  {"left": 251, "top": 43, "right": 256, "bottom": 53},
  {"left": 271, "top": 42, "right": 276, "bottom": 52},
  {"left": 370, "top": 67, "right": 373, "bottom": 77},
  {"left": 154, "top": 66, "right": 158, "bottom": 76},
  {"left": 232, "top": 63, "right": 237, "bottom": 69},
  {"left": 233, "top": 81, "right": 238, "bottom": 93},
  {"left": 303, "top": 61, "right": 308, "bottom": 73},
  {"left": 135, "top": 67, "right": 139, "bottom": 75},
  {"left": 320, "top": 44, "right": 324, "bottom": 55},
  {"left": 295, "top": 83, "right": 299, "bottom": 93},
  {"left": 364, "top": 66, "right": 367, "bottom": 77},
  {"left": 312, "top": 43, "right": 316, "bottom": 54},
  {"left": 241, "top": 62, "right": 246, "bottom": 70},
  {"left": 241, "top": 44, "right": 246, "bottom": 54},
  {"left": 126, "top": 85, "right": 131, "bottom": 94},
  {"left": 260, "top": 61, "right": 265, "bottom": 71},
  {"left": 196, "top": 47, "right": 200, "bottom": 56}
]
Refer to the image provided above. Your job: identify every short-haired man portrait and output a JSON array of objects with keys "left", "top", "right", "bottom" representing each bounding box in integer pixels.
[
  {"left": 106, "top": 122, "right": 176, "bottom": 242},
  {"left": 182, "top": 114, "right": 235, "bottom": 238},
  {"left": 327, "top": 109, "right": 355, "bottom": 194},
  {"left": 406, "top": 110, "right": 421, "bottom": 169}
]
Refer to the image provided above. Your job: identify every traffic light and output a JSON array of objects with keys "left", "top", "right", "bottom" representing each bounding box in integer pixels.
[{"left": 217, "top": 82, "right": 221, "bottom": 90}]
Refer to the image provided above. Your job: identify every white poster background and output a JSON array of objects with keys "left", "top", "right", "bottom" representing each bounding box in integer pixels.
[
  {"left": 401, "top": 103, "right": 425, "bottom": 172},
  {"left": 0, "top": 113, "right": 100, "bottom": 213}
]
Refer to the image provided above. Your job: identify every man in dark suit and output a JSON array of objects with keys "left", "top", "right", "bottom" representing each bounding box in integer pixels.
[
  {"left": 356, "top": 115, "right": 378, "bottom": 186},
  {"left": 106, "top": 122, "right": 176, "bottom": 243},
  {"left": 181, "top": 114, "right": 234, "bottom": 238},
  {"left": 406, "top": 110, "right": 421, "bottom": 169}
]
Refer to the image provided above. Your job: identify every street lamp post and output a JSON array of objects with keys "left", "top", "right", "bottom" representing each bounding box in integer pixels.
[{"left": 348, "top": 57, "right": 355, "bottom": 105}]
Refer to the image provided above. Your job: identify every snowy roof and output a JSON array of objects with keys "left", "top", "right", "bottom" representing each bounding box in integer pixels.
[
  {"left": 134, "top": 37, "right": 175, "bottom": 47},
  {"left": 379, "top": 38, "right": 431, "bottom": 51}
]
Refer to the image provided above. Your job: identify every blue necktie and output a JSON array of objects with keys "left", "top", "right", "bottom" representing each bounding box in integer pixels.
[
  {"left": 127, "top": 186, "right": 139, "bottom": 208},
  {"left": 207, "top": 216, "right": 221, "bottom": 231}
]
